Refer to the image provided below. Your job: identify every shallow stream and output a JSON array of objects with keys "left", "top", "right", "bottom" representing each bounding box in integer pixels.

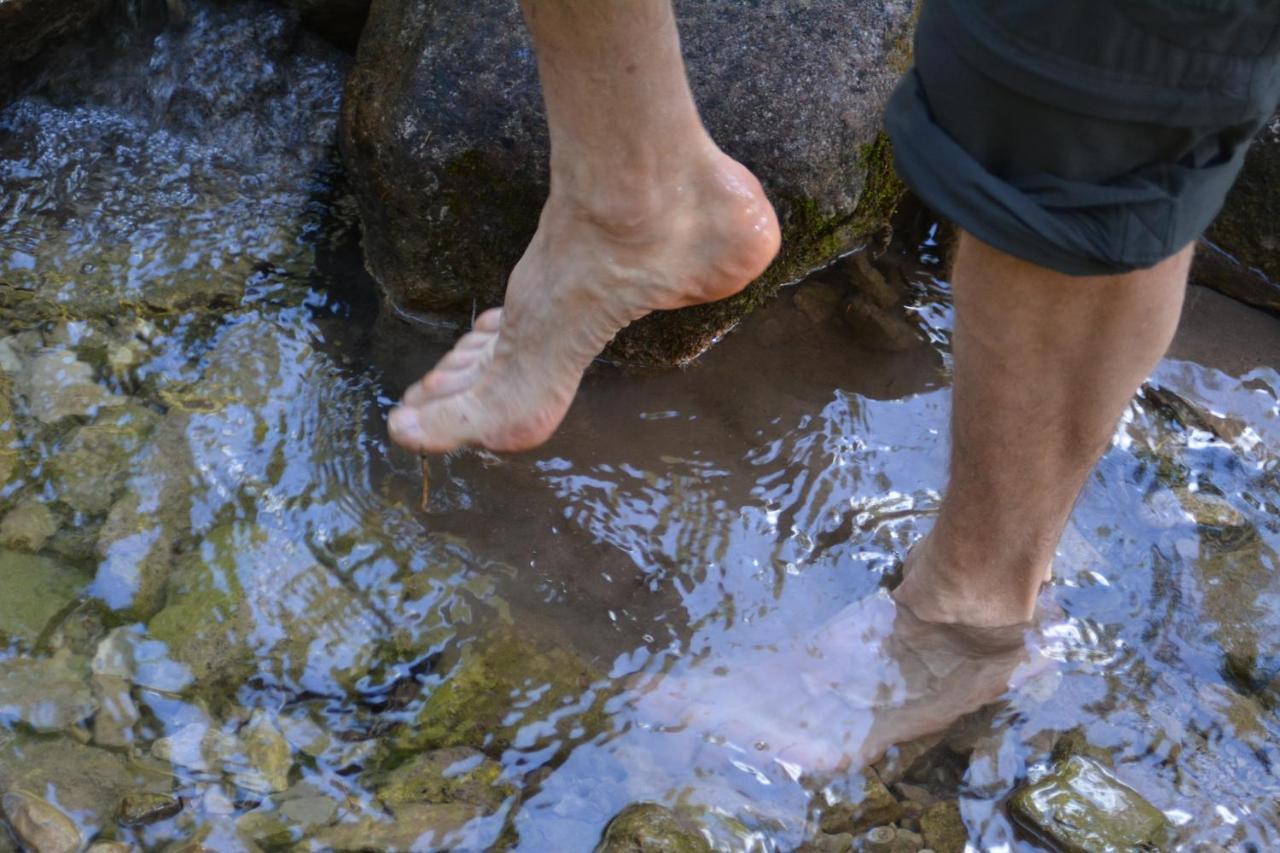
[{"left": 1, "top": 4, "right": 1279, "bottom": 851}]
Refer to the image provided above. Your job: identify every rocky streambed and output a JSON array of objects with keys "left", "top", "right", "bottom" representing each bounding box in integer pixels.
[{"left": 0, "top": 1, "right": 1278, "bottom": 851}]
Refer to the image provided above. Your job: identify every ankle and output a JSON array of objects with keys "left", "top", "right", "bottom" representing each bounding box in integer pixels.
[
  {"left": 893, "top": 534, "right": 1043, "bottom": 628},
  {"left": 547, "top": 136, "right": 722, "bottom": 238}
]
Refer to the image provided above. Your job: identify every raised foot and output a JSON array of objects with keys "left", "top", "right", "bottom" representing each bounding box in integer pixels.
[{"left": 388, "top": 150, "right": 781, "bottom": 454}]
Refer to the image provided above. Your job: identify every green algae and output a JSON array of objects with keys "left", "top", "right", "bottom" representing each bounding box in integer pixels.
[{"left": 394, "top": 623, "right": 607, "bottom": 754}]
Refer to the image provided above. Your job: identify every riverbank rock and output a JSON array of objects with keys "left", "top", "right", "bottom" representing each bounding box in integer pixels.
[
  {"left": 0, "top": 0, "right": 107, "bottom": 70},
  {"left": 1196, "top": 114, "right": 1280, "bottom": 314},
  {"left": 1008, "top": 756, "right": 1173, "bottom": 852},
  {"left": 341, "top": 0, "right": 915, "bottom": 364},
  {"left": 595, "top": 802, "right": 711, "bottom": 853}
]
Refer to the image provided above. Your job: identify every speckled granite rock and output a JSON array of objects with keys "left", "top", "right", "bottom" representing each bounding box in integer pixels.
[
  {"left": 341, "top": 0, "right": 915, "bottom": 364},
  {"left": 1196, "top": 114, "right": 1280, "bottom": 314}
]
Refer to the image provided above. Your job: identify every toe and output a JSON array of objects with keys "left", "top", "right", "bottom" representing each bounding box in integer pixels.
[
  {"left": 418, "top": 366, "right": 480, "bottom": 399},
  {"left": 474, "top": 307, "right": 503, "bottom": 332},
  {"left": 388, "top": 405, "right": 429, "bottom": 452}
]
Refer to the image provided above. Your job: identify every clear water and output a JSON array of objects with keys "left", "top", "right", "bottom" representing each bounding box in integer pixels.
[{"left": 1, "top": 3, "right": 1279, "bottom": 851}]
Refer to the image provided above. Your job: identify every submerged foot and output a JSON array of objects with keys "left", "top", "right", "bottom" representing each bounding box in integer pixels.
[
  {"left": 388, "top": 146, "right": 780, "bottom": 453},
  {"left": 632, "top": 593, "right": 1046, "bottom": 776}
]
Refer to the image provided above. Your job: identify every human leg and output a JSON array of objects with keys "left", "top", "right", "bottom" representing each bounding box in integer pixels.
[
  {"left": 388, "top": 0, "right": 780, "bottom": 454},
  {"left": 894, "top": 236, "right": 1191, "bottom": 628}
]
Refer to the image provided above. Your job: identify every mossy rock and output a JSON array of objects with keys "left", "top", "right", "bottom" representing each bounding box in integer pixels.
[
  {"left": 1008, "top": 756, "right": 1172, "bottom": 853},
  {"left": 920, "top": 800, "right": 966, "bottom": 853},
  {"left": 395, "top": 622, "right": 606, "bottom": 754},
  {"left": 0, "top": 548, "right": 90, "bottom": 646},
  {"left": 595, "top": 802, "right": 712, "bottom": 853},
  {"left": 342, "top": 0, "right": 917, "bottom": 364},
  {"left": 1196, "top": 114, "right": 1280, "bottom": 314},
  {"left": 817, "top": 770, "right": 904, "bottom": 836}
]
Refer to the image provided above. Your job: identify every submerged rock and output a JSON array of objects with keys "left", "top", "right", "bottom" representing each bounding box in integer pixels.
[
  {"left": 1008, "top": 756, "right": 1172, "bottom": 852},
  {"left": 118, "top": 791, "right": 182, "bottom": 826},
  {"left": 373, "top": 746, "right": 513, "bottom": 812},
  {"left": 146, "top": 520, "right": 386, "bottom": 694},
  {"left": 395, "top": 623, "right": 604, "bottom": 753},
  {"left": 595, "top": 802, "right": 712, "bottom": 853},
  {"left": 818, "top": 771, "right": 904, "bottom": 836},
  {"left": 0, "top": 1, "right": 351, "bottom": 328},
  {"left": 0, "top": 549, "right": 89, "bottom": 646},
  {"left": 0, "top": 737, "right": 172, "bottom": 832},
  {"left": 0, "top": 653, "right": 96, "bottom": 733},
  {"left": 23, "top": 350, "right": 124, "bottom": 425},
  {"left": 1197, "top": 114, "right": 1280, "bottom": 314},
  {"left": 341, "top": 0, "right": 914, "bottom": 364},
  {"left": 0, "top": 790, "right": 82, "bottom": 853},
  {"left": 47, "top": 403, "right": 159, "bottom": 516},
  {"left": 0, "top": 500, "right": 57, "bottom": 552},
  {"left": 919, "top": 801, "right": 965, "bottom": 853}
]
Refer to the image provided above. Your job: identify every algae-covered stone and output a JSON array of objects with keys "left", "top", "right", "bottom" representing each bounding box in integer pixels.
[
  {"left": 0, "top": 736, "right": 171, "bottom": 830},
  {"left": 315, "top": 801, "right": 503, "bottom": 851},
  {"left": 47, "top": 403, "right": 159, "bottom": 516},
  {"left": 118, "top": 791, "right": 182, "bottom": 826},
  {"left": 1008, "top": 756, "right": 1172, "bottom": 853},
  {"left": 395, "top": 623, "right": 604, "bottom": 752},
  {"left": 0, "top": 549, "right": 88, "bottom": 646},
  {"left": 595, "top": 802, "right": 712, "bottom": 853},
  {"left": 236, "top": 784, "right": 340, "bottom": 847},
  {"left": 0, "top": 790, "right": 82, "bottom": 853},
  {"left": 0, "top": 501, "right": 57, "bottom": 552},
  {"left": 374, "top": 746, "right": 513, "bottom": 812},
  {"left": 342, "top": 0, "right": 915, "bottom": 364},
  {"left": 818, "top": 771, "right": 903, "bottom": 836},
  {"left": 234, "top": 710, "right": 293, "bottom": 794},
  {"left": 147, "top": 520, "right": 385, "bottom": 694},
  {"left": 0, "top": 653, "right": 96, "bottom": 733},
  {"left": 919, "top": 801, "right": 966, "bottom": 853},
  {"left": 796, "top": 832, "right": 855, "bottom": 853}
]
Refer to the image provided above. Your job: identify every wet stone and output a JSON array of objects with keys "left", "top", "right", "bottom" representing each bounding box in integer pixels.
[
  {"left": 91, "top": 673, "right": 139, "bottom": 748},
  {"left": 818, "top": 771, "right": 903, "bottom": 836},
  {"left": 0, "top": 501, "right": 57, "bottom": 552},
  {"left": 47, "top": 403, "right": 160, "bottom": 517},
  {"left": 795, "top": 832, "right": 854, "bottom": 853},
  {"left": 919, "top": 801, "right": 965, "bottom": 853},
  {"left": 1008, "top": 756, "right": 1173, "bottom": 853},
  {"left": 118, "top": 791, "right": 182, "bottom": 826},
  {"left": 0, "top": 548, "right": 88, "bottom": 646},
  {"left": 595, "top": 802, "right": 712, "bottom": 853},
  {"left": 0, "top": 653, "right": 96, "bottom": 733},
  {"left": 374, "top": 746, "right": 513, "bottom": 811},
  {"left": 24, "top": 350, "right": 124, "bottom": 424},
  {"left": 234, "top": 710, "right": 293, "bottom": 794},
  {"left": 0, "top": 790, "right": 82, "bottom": 853}
]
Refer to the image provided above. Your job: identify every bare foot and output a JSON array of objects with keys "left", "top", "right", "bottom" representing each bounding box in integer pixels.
[
  {"left": 631, "top": 593, "right": 1044, "bottom": 776},
  {"left": 387, "top": 146, "right": 780, "bottom": 453}
]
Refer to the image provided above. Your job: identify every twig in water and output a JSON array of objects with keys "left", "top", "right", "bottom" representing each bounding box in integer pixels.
[{"left": 419, "top": 455, "right": 430, "bottom": 512}]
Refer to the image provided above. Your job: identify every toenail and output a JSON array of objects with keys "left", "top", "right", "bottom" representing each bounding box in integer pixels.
[{"left": 389, "top": 407, "right": 424, "bottom": 443}]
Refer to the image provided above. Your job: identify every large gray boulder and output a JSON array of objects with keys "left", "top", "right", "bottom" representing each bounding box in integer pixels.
[
  {"left": 1196, "top": 114, "right": 1280, "bottom": 314},
  {"left": 0, "top": 0, "right": 108, "bottom": 70},
  {"left": 341, "top": 0, "right": 915, "bottom": 364}
]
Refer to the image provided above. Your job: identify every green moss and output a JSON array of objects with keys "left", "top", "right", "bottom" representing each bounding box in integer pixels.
[{"left": 395, "top": 623, "right": 607, "bottom": 754}]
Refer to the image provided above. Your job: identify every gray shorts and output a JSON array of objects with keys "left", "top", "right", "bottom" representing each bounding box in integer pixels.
[{"left": 885, "top": 0, "right": 1280, "bottom": 275}]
